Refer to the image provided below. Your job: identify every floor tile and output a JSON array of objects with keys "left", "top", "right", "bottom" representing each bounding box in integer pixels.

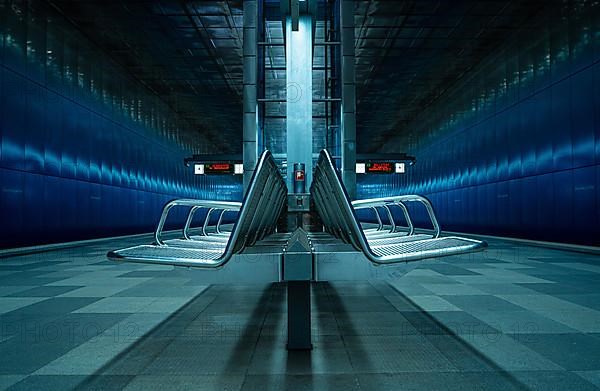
[
  {"left": 0, "top": 286, "right": 37, "bottom": 297},
  {"left": 357, "top": 372, "right": 523, "bottom": 391},
  {"left": 0, "top": 298, "right": 47, "bottom": 314},
  {"left": 7, "top": 286, "right": 82, "bottom": 298},
  {"left": 404, "top": 295, "right": 462, "bottom": 312},
  {"left": 442, "top": 295, "right": 526, "bottom": 313},
  {"left": 241, "top": 374, "right": 360, "bottom": 391},
  {"left": 248, "top": 348, "right": 353, "bottom": 375},
  {"left": 8, "top": 375, "right": 132, "bottom": 391},
  {"left": 344, "top": 335, "right": 457, "bottom": 373},
  {"left": 469, "top": 310, "right": 578, "bottom": 334},
  {"left": 1, "top": 235, "right": 599, "bottom": 390},
  {"left": 73, "top": 297, "right": 156, "bottom": 314},
  {"left": 56, "top": 285, "right": 132, "bottom": 298},
  {"left": 462, "top": 333, "right": 564, "bottom": 371},
  {"left": 516, "top": 334, "right": 600, "bottom": 370},
  {"left": 124, "top": 375, "right": 244, "bottom": 391},
  {"left": 0, "top": 375, "right": 25, "bottom": 391},
  {"left": 554, "top": 293, "right": 600, "bottom": 311},
  {"left": 576, "top": 370, "right": 600, "bottom": 388},
  {"left": 511, "top": 370, "right": 599, "bottom": 391}
]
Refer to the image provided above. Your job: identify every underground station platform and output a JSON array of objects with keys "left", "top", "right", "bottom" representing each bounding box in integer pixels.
[
  {"left": 1, "top": 231, "right": 600, "bottom": 390},
  {"left": 1, "top": 151, "right": 599, "bottom": 390},
  {"left": 1, "top": 0, "right": 600, "bottom": 390}
]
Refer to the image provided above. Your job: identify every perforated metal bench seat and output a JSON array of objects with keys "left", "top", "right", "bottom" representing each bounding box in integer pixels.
[
  {"left": 108, "top": 245, "right": 224, "bottom": 267},
  {"left": 362, "top": 230, "right": 417, "bottom": 239},
  {"left": 366, "top": 234, "right": 434, "bottom": 247},
  {"left": 162, "top": 238, "right": 228, "bottom": 250},
  {"left": 362, "top": 230, "right": 412, "bottom": 239},
  {"left": 187, "top": 234, "right": 231, "bottom": 243},
  {"left": 369, "top": 236, "right": 485, "bottom": 261},
  {"left": 311, "top": 149, "right": 487, "bottom": 264}
]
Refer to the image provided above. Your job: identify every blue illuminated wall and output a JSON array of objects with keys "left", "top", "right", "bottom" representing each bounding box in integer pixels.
[
  {"left": 358, "top": 4, "right": 600, "bottom": 246},
  {"left": 0, "top": 2, "right": 242, "bottom": 248}
]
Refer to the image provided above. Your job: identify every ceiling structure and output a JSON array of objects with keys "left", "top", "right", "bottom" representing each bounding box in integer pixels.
[
  {"left": 47, "top": 0, "right": 245, "bottom": 153},
  {"left": 353, "top": 0, "right": 548, "bottom": 152},
  {"left": 46, "top": 0, "right": 553, "bottom": 154}
]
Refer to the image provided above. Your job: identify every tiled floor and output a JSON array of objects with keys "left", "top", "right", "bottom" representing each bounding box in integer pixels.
[{"left": 1, "top": 236, "right": 600, "bottom": 390}]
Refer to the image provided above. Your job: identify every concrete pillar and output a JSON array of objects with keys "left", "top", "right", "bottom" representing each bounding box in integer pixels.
[
  {"left": 243, "top": 0, "right": 258, "bottom": 193},
  {"left": 340, "top": 0, "right": 356, "bottom": 199}
]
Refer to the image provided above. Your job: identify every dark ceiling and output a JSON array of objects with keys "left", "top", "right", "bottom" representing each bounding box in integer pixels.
[
  {"left": 353, "top": 0, "right": 550, "bottom": 152},
  {"left": 46, "top": 0, "right": 555, "bottom": 154},
  {"left": 47, "top": 0, "right": 245, "bottom": 153}
]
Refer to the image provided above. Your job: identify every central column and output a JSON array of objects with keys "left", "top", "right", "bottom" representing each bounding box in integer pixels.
[
  {"left": 243, "top": 0, "right": 258, "bottom": 193},
  {"left": 286, "top": 15, "right": 313, "bottom": 191},
  {"left": 340, "top": 0, "right": 356, "bottom": 199}
]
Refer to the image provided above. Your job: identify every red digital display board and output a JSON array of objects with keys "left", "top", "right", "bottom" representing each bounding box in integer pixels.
[
  {"left": 365, "top": 162, "right": 394, "bottom": 174},
  {"left": 205, "top": 163, "right": 234, "bottom": 174}
]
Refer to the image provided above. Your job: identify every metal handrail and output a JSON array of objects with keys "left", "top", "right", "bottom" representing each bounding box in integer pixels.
[
  {"left": 154, "top": 200, "right": 242, "bottom": 246},
  {"left": 183, "top": 206, "right": 201, "bottom": 240},
  {"left": 354, "top": 203, "right": 413, "bottom": 235},
  {"left": 352, "top": 195, "right": 440, "bottom": 238},
  {"left": 394, "top": 202, "right": 414, "bottom": 236},
  {"left": 202, "top": 208, "right": 216, "bottom": 236},
  {"left": 366, "top": 202, "right": 414, "bottom": 236},
  {"left": 370, "top": 206, "right": 383, "bottom": 230},
  {"left": 182, "top": 207, "right": 237, "bottom": 239},
  {"left": 215, "top": 209, "right": 229, "bottom": 234},
  {"left": 383, "top": 205, "right": 396, "bottom": 233}
]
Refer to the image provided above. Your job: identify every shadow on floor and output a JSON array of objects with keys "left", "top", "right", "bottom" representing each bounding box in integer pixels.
[{"left": 74, "top": 281, "right": 529, "bottom": 390}]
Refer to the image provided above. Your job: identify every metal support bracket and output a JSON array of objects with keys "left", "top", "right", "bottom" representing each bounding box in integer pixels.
[{"left": 282, "top": 228, "right": 314, "bottom": 350}]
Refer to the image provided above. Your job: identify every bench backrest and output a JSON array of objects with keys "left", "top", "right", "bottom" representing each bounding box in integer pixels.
[
  {"left": 311, "top": 149, "right": 371, "bottom": 253},
  {"left": 225, "top": 150, "right": 287, "bottom": 255}
]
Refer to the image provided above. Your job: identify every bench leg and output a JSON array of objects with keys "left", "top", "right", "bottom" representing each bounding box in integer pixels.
[{"left": 287, "top": 281, "right": 312, "bottom": 350}]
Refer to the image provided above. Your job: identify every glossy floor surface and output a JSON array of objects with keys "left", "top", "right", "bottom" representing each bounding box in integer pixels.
[{"left": 1, "top": 236, "right": 600, "bottom": 390}]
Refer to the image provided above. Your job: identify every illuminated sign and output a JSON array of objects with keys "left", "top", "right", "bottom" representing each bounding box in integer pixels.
[
  {"left": 205, "top": 163, "right": 234, "bottom": 174},
  {"left": 194, "top": 163, "right": 241, "bottom": 175},
  {"left": 366, "top": 162, "right": 394, "bottom": 174},
  {"left": 356, "top": 162, "right": 407, "bottom": 174}
]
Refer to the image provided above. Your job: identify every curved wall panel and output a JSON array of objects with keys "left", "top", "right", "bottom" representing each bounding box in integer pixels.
[
  {"left": 357, "top": 4, "right": 600, "bottom": 246},
  {"left": 0, "top": 2, "right": 242, "bottom": 249}
]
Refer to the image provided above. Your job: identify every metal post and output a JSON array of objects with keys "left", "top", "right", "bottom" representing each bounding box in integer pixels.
[
  {"left": 243, "top": 0, "right": 258, "bottom": 193},
  {"left": 283, "top": 228, "right": 313, "bottom": 350},
  {"left": 340, "top": 0, "right": 356, "bottom": 199},
  {"left": 287, "top": 281, "right": 311, "bottom": 350},
  {"left": 285, "top": 14, "right": 313, "bottom": 192}
]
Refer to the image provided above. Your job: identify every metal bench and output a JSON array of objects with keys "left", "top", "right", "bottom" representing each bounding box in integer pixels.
[
  {"left": 107, "top": 150, "right": 287, "bottom": 268},
  {"left": 311, "top": 149, "right": 486, "bottom": 264}
]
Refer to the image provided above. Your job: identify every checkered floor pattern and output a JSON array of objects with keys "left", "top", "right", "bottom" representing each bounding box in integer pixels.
[{"left": 1, "top": 236, "right": 599, "bottom": 390}]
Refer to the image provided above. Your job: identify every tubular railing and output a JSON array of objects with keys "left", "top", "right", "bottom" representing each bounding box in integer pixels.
[
  {"left": 353, "top": 201, "right": 414, "bottom": 236},
  {"left": 154, "top": 200, "right": 242, "bottom": 245},
  {"left": 353, "top": 195, "right": 439, "bottom": 238}
]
